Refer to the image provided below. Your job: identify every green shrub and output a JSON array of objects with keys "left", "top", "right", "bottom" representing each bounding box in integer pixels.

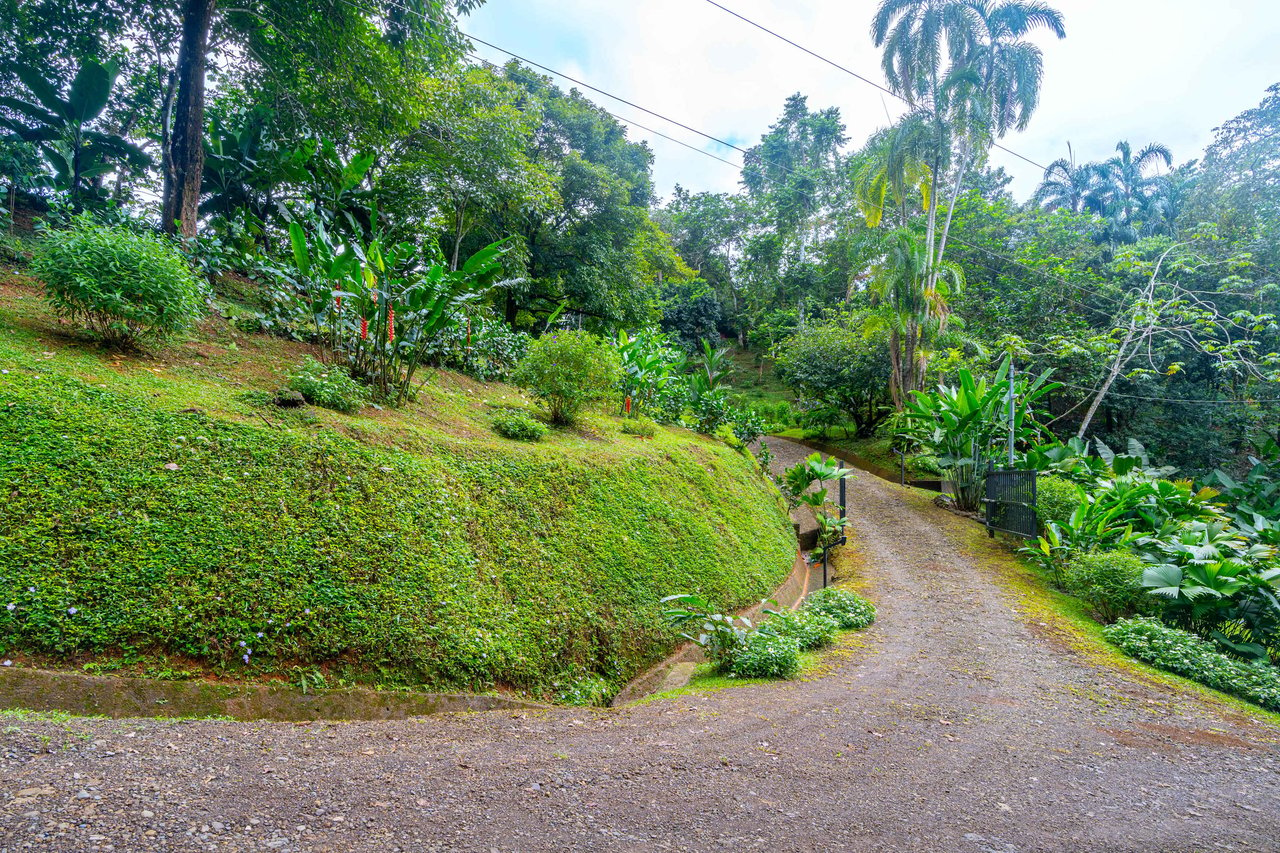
[
  {"left": 32, "top": 215, "right": 205, "bottom": 347},
  {"left": 287, "top": 357, "right": 367, "bottom": 414},
  {"left": 1103, "top": 617, "right": 1280, "bottom": 712},
  {"left": 553, "top": 672, "right": 614, "bottom": 706},
  {"left": 492, "top": 411, "right": 547, "bottom": 442},
  {"left": 1063, "top": 550, "right": 1147, "bottom": 623},
  {"left": 713, "top": 422, "right": 743, "bottom": 450},
  {"left": 727, "top": 631, "right": 800, "bottom": 679},
  {"left": 513, "top": 330, "right": 620, "bottom": 425},
  {"left": 1036, "top": 475, "right": 1083, "bottom": 528},
  {"left": 661, "top": 593, "right": 753, "bottom": 664},
  {"left": 803, "top": 586, "right": 877, "bottom": 630},
  {"left": 621, "top": 417, "right": 657, "bottom": 438},
  {"left": 760, "top": 608, "right": 838, "bottom": 651}
]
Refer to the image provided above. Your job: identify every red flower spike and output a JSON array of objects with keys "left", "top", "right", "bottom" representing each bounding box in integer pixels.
[
  {"left": 360, "top": 317, "right": 368, "bottom": 340},
  {"left": 387, "top": 308, "right": 395, "bottom": 342}
]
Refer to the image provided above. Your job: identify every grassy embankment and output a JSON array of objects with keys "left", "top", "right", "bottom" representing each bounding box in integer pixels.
[{"left": 0, "top": 272, "right": 797, "bottom": 703}]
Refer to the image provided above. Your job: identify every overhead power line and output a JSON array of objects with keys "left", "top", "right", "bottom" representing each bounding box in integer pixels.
[
  {"left": 343, "top": 0, "right": 1280, "bottom": 407},
  {"left": 1050, "top": 378, "right": 1280, "bottom": 406},
  {"left": 350, "top": 0, "right": 1275, "bottom": 358},
  {"left": 448, "top": 15, "right": 1137, "bottom": 316},
  {"left": 462, "top": 31, "right": 753, "bottom": 158},
  {"left": 700, "top": 0, "right": 1051, "bottom": 173},
  {"left": 461, "top": 50, "right": 745, "bottom": 170}
]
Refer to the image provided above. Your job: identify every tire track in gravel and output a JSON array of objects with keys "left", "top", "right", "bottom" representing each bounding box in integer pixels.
[{"left": 1, "top": 436, "right": 1278, "bottom": 852}]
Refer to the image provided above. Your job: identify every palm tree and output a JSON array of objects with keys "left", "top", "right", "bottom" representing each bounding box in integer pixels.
[
  {"left": 866, "top": 227, "right": 965, "bottom": 407},
  {"left": 1093, "top": 140, "right": 1173, "bottom": 226},
  {"left": 961, "top": 1, "right": 1067, "bottom": 138},
  {"left": 867, "top": 0, "right": 1064, "bottom": 404},
  {"left": 1032, "top": 154, "right": 1103, "bottom": 214},
  {"left": 1137, "top": 174, "right": 1187, "bottom": 238}
]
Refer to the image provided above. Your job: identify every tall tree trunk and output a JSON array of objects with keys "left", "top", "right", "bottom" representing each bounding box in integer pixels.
[
  {"left": 162, "top": 0, "right": 216, "bottom": 237},
  {"left": 888, "top": 328, "right": 903, "bottom": 410}
]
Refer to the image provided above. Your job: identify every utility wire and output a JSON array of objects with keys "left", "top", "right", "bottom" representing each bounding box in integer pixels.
[
  {"left": 347, "top": 0, "right": 1278, "bottom": 397},
  {"left": 450, "top": 15, "right": 1140, "bottom": 316},
  {"left": 701, "top": 0, "right": 1051, "bottom": 172},
  {"left": 1049, "top": 378, "right": 1280, "bottom": 406},
  {"left": 374, "top": 0, "right": 1249, "bottom": 327},
  {"left": 463, "top": 31, "right": 752, "bottom": 158},
  {"left": 461, "top": 50, "right": 746, "bottom": 170}
]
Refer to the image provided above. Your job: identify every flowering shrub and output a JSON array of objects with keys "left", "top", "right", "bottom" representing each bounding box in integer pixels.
[
  {"left": 803, "top": 586, "right": 877, "bottom": 631},
  {"left": 1103, "top": 617, "right": 1280, "bottom": 711},
  {"left": 287, "top": 356, "right": 367, "bottom": 413},
  {"left": 553, "top": 672, "right": 614, "bottom": 706},
  {"left": 727, "top": 631, "right": 800, "bottom": 679},
  {"left": 492, "top": 411, "right": 547, "bottom": 442},
  {"left": 513, "top": 330, "right": 620, "bottom": 425}
]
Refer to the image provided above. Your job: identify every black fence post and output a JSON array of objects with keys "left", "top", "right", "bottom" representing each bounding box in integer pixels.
[{"left": 985, "top": 460, "right": 995, "bottom": 538}]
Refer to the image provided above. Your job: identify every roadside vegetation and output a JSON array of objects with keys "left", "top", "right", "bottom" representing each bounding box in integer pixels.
[
  {"left": 0, "top": 272, "right": 796, "bottom": 702},
  {"left": 1, "top": 0, "right": 1278, "bottom": 714}
]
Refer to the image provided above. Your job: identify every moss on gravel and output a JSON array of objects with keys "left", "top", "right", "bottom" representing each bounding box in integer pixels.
[{"left": 932, "top": 490, "right": 1280, "bottom": 727}]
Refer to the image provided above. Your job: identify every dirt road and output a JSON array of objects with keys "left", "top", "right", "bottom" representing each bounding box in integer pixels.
[{"left": 3, "top": 437, "right": 1277, "bottom": 852}]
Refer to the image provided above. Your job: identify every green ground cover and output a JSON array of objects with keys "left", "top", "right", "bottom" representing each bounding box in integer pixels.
[{"left": 0, "top": 275, "right": 796, "bottom": 702}]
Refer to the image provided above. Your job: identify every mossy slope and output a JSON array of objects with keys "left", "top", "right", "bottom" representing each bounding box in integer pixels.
[{"left": 0, "top": 279, "right": 796, "bottom": 699}]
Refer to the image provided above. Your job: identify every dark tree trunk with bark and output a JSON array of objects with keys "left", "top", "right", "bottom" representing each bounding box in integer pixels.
[{"left": 162, "top": 0, "right": 216, "bottom": 237}]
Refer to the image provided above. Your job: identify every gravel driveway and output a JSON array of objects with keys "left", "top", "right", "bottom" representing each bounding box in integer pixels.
[{"left": 3, "top": 436, "right": 1278, "bottom": 852}]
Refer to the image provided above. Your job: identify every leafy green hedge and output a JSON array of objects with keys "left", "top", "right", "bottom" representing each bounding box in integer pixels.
[
  {"left": 0, "top": 372, "right": 796, "bottom": 698},
  {"left": 1103, "top": 617, "right": 1280, "bottom": 712}
]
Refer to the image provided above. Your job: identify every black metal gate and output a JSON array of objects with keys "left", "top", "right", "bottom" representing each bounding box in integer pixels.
[{"left": 983, "top": 467, "right": 1038, "bottom": 538}]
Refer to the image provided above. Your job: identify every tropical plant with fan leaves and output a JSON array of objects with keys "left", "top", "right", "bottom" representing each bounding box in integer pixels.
[{"left": 863, "top": 0, "right": 1064, "bottom": 406}]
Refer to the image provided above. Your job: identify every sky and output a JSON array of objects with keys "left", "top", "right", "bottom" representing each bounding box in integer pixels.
[{"left": 465, "top": 0, "right": 1280, "bottom": 203}]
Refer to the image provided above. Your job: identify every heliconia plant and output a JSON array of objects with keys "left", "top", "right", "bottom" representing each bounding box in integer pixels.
[{"left": 288, "top": 215, "right": 508, "bottom": 405}]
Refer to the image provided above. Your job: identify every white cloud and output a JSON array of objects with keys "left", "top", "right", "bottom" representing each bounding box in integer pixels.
[{"left": 468, "top": 0, "right": 1279, "bottom": 202}]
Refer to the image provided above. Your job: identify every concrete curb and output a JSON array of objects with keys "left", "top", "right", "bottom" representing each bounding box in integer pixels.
[
  {"left": 0, "top": 667, "right": 548, "bottom": 722},
  {"left": 609, "top": 549, "right": 814, "bottom": 706}
]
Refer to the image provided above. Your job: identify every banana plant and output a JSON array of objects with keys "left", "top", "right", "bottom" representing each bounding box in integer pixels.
[
  {"left": 0, "top": 58, "right": 148, "bottom": 208},
  {"left": 617, "top": 330, "right": 683, "bottom": 416},
  {"left": 901, "top": 355, "right": 1059, "bottom": 512},
  {"left": 306, "top": 139, "right": 377, "bottom": 238}
]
